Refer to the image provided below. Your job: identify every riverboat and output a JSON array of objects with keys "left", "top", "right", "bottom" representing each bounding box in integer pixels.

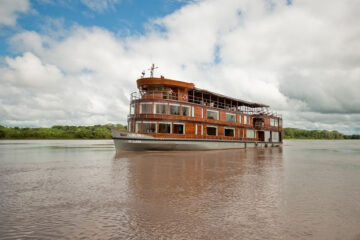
[{"left": 112, "top": 65, "right": 283, "bottom": 150}]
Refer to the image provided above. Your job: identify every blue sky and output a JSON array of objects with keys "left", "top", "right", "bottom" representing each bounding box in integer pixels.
[
  {"left": 0, "top": 0, "right": 359, "bottom": 133},
  {"left": 0, "top": 0, "right": 189, "bottom": 56}
]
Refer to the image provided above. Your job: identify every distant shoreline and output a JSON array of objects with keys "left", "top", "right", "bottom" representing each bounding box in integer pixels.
[{"left": 1, "top": 125, "right": 359, "bottom": 140}]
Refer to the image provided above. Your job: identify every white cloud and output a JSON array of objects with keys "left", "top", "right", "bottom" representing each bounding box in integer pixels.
[
  {"left": 1, "top": 0, "right": 359, "bottom": 133},
  {"left": 80, "top": 0, "right": 120, "bottom": 13},
  {"left": 0, "top": 0, "right": 29, "bottom": 27}
]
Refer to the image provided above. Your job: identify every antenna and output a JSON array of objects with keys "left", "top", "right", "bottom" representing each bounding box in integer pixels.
[{"left": 148, "top": 64, "right": 158, "bottom": 78}]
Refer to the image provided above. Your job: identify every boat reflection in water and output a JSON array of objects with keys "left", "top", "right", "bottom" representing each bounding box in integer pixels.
[{"left": 113, "top": 147, "right": 284, "bottom": 239}]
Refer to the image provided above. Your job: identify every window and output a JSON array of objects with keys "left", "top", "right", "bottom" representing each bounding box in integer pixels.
[
  {"left": 224, "top": 128, "right": 235, "bottom": 137},
  {"left": 274, "top": 119, "right": 278, "bottom": 127},
  {"left": 279, "top": 119, "right": 282, "bottom": 127},
  {"left": 272, "top": 131, "right": 279, "bottom": 142},
  {"left": 270, "top": 119, "right": 274, "bottom": 126},
  {"left": 130, "top": 104, "right": 135, "bottom": 115},
  {"left": 226, "top": 113, "right": 236, "bottom": 122},
  {"left": 142, "top": 122, "right": 156, "bottom": 133},
  {"left": 239, "top": 115, "right": 242, "bottom": 123},
  {"left": 195, "top": 124, "right": 198, "bottom": 135},
  {"left": 201, "top": 108, "right": 204, "bottom": 118},
  {"left": 246, "top": 129, "right": 255, "bottom": 138},
  {"left": 191, "top": 107, "right": 194, "bottom": 117},
  {"left": 182, "top": 105, "right": 190, "bottom": 116},
  {"left": 128, "top": 121, "right": 132, "bottom": 132},
  {"left": 170, "top": 104, "right": 180, "bottom": 115},
  {"left": 136, "top": 122, "right": 141, "bottom": 133},
  {"left": 207, "top": 126, "right": 217, "bottom": 136},
  {"left": 158, "top": 122, "right": 171, "bottom": 133},
  {"left": 244, "top": 116, "right": 247, "bottom": 124},
  {"left": 140, "top": 102, "right": 152, "bottom": 114},
  {"left": 155, "top": 103, "right": 168, "bottom": 114},
  {"left": 173, "top": 123, "right": 184, "bottom": 134},
  {"left": 207, "top": 110, "right": 219, "bottom": 120}
]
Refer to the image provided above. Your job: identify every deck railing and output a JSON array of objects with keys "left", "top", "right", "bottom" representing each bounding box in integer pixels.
[{"left": 130, "top": 91, "right": 282, "bottom": 119}]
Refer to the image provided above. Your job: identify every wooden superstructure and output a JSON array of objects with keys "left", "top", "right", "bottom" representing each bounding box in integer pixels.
[{"left": 127, "top": 76, "right": 283, "bottom": 143}]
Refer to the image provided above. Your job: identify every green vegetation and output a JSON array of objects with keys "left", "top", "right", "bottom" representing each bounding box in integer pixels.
[
  {"left": 0, "top": 124, "right": 126, "bottom": 139},
  {"left": 283, "top": 128, "right": 359, "bottom": 140},
  {"left": 0, "top": 125, "right": 359, "bottom": 140}
]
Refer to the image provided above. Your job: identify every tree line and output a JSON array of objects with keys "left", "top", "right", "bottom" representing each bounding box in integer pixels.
[
  {"left": 0, "top": 125, "right": 359, "bottom": 140},
  {"left": 0, "top": 124, "right": 126, "bottom": 139},
  {"left": 283, "top": 128, "right": 360, "bottom": 140}
]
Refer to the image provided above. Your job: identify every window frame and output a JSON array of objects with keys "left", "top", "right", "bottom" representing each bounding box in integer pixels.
[
  {"left": 206, "top": 125, "right": 218, "bottom": 136},
  {"left": 224, "top": 127, "right": 235, "bottom": 137},
  {"left": 142, "top": 121, "right": 157, "bottom": 133},
  {"left": 173, "top": 122, "right": 185, "bottom": 134},
  {"left": 158, "top": 122, "right": 172, "bottom": 134},
  {"left": 155, "top": 102, "right": 168, "bottom": 114},
  {"left": 206, "top": 110, "right": 219, "bottom": 120},
  {"left": 181, "top": 105, "right": 191, "bottom": 116},
  {"left": 226, "top": 113, "right": 236, "bottom": 122},
  {"left": 140, "top": 102, "right": 153, "bottom": 114},
  {"left": 169, "top": 104, "right": 181, "bottom": 115}
]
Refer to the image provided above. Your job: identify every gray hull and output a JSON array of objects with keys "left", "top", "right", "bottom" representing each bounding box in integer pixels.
[{"left": 112, "top": 129, "right": 281, "bottom": 151}]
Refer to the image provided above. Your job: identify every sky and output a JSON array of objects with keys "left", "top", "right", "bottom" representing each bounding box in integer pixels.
[{"left": 0, "top": 0, "right": 359, "bottom": 134}]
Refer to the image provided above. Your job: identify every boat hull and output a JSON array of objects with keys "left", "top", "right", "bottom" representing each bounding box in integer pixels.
[{"left": 112, "top": 129, "right": 281, "bottom": 151}]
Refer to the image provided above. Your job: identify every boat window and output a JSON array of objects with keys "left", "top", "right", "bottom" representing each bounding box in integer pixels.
[
  {"left": 272, "top": 131, "right": 279, "bottom": 142},
  {"left": 270, "top": 119, "right": 274, "bottom": 126},
  {"left": 130, "top": 104, "right": 135, "bottom": 115},
  {"left": 191, "top": 107, "right": 194, "bottom": 117},
  {"left": 173, "top": 123, "right": 184, "bottom": 134},
  {"left": 170, "top": 104, "right": 180, "bottom": 115},
  {"left": 155, "top": 103, "right": 168, "bottom": 114},
  {"left": 182, "top": 105, "right": 190, "bottom": 116},
  {"left": 279, "top": 119, "right": 282, "bottom": 127},
  {"left": 207, "top": 126, "right": 217, "bottom": 136},
  {"left": 158, "top": 123, "right": 171, "bottom": 133},
  {"left": 207, "top": 110, "right": 219, "bottom": 120},
  {"left": 274, "top": 119, "right": 278, "bottom": 127},
  {"left": 128, "top": 121, "right": 132, "bottom": 132},
  {"left": 246, "top": 129, "right": 255, "bottom": 138},
  {"left": 226, "top": 113, "right": 236, "bottom": 122},
  {"left": 239, "top": 115, "right": 242, "bottom": 123},
  {"left": 140, "top": 102, "right": 153, "bottom": 114},
  {"left": 142, "top": 122, "right": 157, "bottom": 133},
  {"left": 244, "top": 116, "right": 247, "bottom": 124},
  {"left": 135, "top": 122, "right": 141, "bottom": 133},
  {"left": 224, "top": 128, "right": 235, "bottom": 137}
]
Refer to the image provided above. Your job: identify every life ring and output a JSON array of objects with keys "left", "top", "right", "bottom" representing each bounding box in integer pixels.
[{"left": 182, "top": 94, "right": 187, "bottom": 100}]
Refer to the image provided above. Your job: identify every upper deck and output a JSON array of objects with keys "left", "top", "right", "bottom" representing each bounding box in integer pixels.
[{"left": 133, "top": 76, "right": 280, "bottom": 118}]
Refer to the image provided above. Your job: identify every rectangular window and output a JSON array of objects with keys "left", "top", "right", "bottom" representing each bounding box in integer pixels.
[
  {"left": 155, "top": 103, "right": 168, "bottom": 114},
  {"left": 244, "top": 116, "right": 247, "bottom": 124},
  {"left": 170, "top": 104, "right": 180, "bottom": 115},
  {"left": 246, "top": 129, "right": 255, "bottom": 138},
  {"left": 173, "top": 123, "right": 185, "bottom": 134},
  {"left": 158, "top": 122, "right": 171, "bottom": 133},
  {"left": 274, "top": 119, "right": 278, "bottom": 127},
  {"left": 130, "top": 104, "right": 135, "bottom": 115},
  {"left": 142, "top": 122, "right": 157, "bottom": 133},
  {"left": 226, "top": 113, "right": 236, "bottom": 122},
  {"left": 182, "top": 105, "right": 190, "bottom": 116},
  {"left": 191, "top": 107, "right": 194, "bottom": 117},
  {"left": 224, "top": 128, "right": 235, "bottom": 137},
  {"left": 207, "top": 110, "right": 219, "bottom": 120},
  {"left": 128, "top": 121, "right": 132, "bottom": 132},
  {"left": 279, "top": 119, "right": 282, "bottom": 127},
  {"left": 136, "top": 122, "right": 141, "bottom": 133},
  {"left": 195, "top": 124, "right": 198, "bottom": 135},
  {"left": 239, "top": 115, "right": 242, "bottom": 123},
  {"left": 207, "top": 126, "right": 217, "bottom": 136},
  {"left": 140, "top": 102, "right": 152, "bottom": 114},
  {"left": 270, "top": 119, "right": 274, "bottom": 126}
]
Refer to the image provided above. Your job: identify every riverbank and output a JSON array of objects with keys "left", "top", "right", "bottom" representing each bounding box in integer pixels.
[{"left": 1, "top": 125, "right": 359, "bottom": 140}]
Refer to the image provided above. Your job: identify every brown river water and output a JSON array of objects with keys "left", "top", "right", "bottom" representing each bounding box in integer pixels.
[{"left": 0, "top": 140, "right": 360, "bottom": 239}]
